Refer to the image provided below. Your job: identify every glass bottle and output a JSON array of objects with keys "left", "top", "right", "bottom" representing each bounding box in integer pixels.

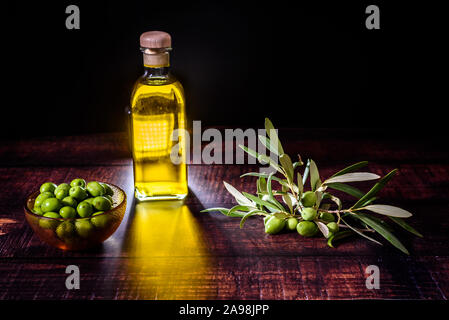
[{"left": 130, "top": 31, "right": 188, "bottom": 201}]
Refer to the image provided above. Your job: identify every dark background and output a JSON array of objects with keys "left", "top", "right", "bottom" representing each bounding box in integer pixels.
[{"left": 0, "top": 1, "right": 446, "bottom": 139}]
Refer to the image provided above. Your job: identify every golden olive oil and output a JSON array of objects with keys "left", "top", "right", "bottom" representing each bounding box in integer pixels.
[{"left": 130, "top": 31, "right": 188, "bottom": 201}]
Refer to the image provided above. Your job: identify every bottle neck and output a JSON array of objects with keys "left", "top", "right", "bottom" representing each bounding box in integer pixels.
[{"left": 143, "top": 65, "right": 170, "bottom": 78}]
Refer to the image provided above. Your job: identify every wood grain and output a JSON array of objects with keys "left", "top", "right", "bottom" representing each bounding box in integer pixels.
[
  {"left": 0, "top": 129, "right": 448, "bottom": 300},
  {"left": 1, "top": 256, "right": 447, "bottom": 300}
]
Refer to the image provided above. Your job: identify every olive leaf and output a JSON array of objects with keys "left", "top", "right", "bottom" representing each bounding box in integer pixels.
[
  {"left": 238, "top": 145, "right": 259, "bottom": 161},
  {"left": 323, "top": 193, "right": 342, "bottom": 210},
  {"left": 302, "top": 159, "right": 310, "bottom": 186},
  {"left": 326, "top": 182, "right": 364, "bottom": 199},
  {"left": 315, "top": 221, "right": 330, "bottom": 238},
  {"left": 265, "top": 176, "right": 299, "bottom": 194},
  {"left": 257, "top": 154, "right": 284, "bottom": 174},
  {"left": 279, "top": 179, "right": 299, "bottom": 194},
  {"left": 267, "top": 173, "right": 286, "bottom": 211},
  {"left": 358, "top": 214, "right": 394, "bottom": 232},
  {"left": 388, "top": 217, "right": 423, "bottom": 238},
  {"left": 240, "top": 210, "right": 267, "bottom": 229},
  {"left": 264, "top": 118, "right": 284, "bottom": 155},
  {"left": 228, "top": 205, "right": 253, "bottom": 216},
  {"left": 352, "top": 169, "right": 398, "bottom": 209},
  {"left": 223, "top": 181, "right": 254, "bottom": 206},
  {"left": 257, "top": 177, "right": 267, "bottom": 194},
  {"left": 242, "top": 192, "right": 282, "bottom": 212},
  {"left": 200, "top": 207, "right": 246, "bottom": 218},
  {"left": 362, "top": 204, "right": 413, "bottom": 218},
  {"left": 239, "top": 144, "right": 283, "bottom": 174},
  {"left": 281, "top": 184, "right": 288, "bottom": 192},
  {"left": 309, "top": 159, "right": 321, "bottom": 191},
  {"left": 323, "top": 172, "right": 380, "bottom": 184},
  {"left": 331, "top": 161, "right": 369, "bottom": 177},
  {"left": 354, "top": 213, "right": 410, "bottom": 255},
  {"left": 243, "top": 172, "right": 299, "bottom": 197},
  {"left": 287, "top": 193, "right": 298, "bottom": 207},
  {"left": 297, "top": 172, "right": 304, "bottom": 195},
  {"left": 359, "top": 197, "right": 377, "bottom": 207},
  {"left": 327, "top": 230, "right": 354, "bottom": 248},
  {"left": 258, "top": 135, "right": 279, "bottom": 156},
  {"left": 279, "top": 153, "right": 294, "bottom": 183},
  {"left": 282, "top": 193, "right": 293, "bottom": 213},
  {"left": 315, "top": 191, "right": 323, "bottom": 209},
  {"left": 273, "top": 212, "right": 288, "bottom": 219},
  {"left": 340, "top": 217, "right": 382, "bottom": 246}
]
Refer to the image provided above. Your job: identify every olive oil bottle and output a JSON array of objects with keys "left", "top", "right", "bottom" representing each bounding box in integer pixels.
[{"left": 130, "top": 31, "right": 188, "bottom": 201}]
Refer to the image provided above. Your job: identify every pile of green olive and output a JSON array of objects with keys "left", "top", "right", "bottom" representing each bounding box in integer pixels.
[
  {"left": 264, "top": 191, "right": 339, "bottom": 238},
  {"left": 32, "top": 179, "right": 115, "bottom": 237}
]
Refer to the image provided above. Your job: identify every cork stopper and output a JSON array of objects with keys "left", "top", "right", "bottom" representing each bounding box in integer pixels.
[
  {"left": 140, "top": 31, "right": 172, "bottom": 67},
  {"left": 140, "top": 31, "right": 172, "bottom": 49}
]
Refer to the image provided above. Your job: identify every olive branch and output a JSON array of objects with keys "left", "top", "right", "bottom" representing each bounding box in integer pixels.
[{"left": 202, "top": 118, "right": 422, "bottom": 254}]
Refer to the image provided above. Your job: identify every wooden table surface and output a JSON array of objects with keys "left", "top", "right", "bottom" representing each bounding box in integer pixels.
[{"left": 0, "top": 129, "right": 448, "bottom": 300}]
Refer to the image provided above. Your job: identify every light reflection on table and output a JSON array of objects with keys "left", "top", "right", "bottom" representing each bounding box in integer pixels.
[{"left": 123, "top": 200, "right": 215, "bottom": 299}]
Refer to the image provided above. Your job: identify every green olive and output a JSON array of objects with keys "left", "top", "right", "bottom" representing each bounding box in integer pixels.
[
  {"left": 104, "top": 195, "right": 113, "bottom": 204},
  {"left": 93, "top": 196, "right": 112, "bottom": 211},
  {"left": 296, "top": 221, "right": 318, "bottom": 237},
  {"left": 70, "top": 178, "right": 86, "bottom": 188},
  {"left": 264, "top": 216, "right": 286, "bottom": 234},
  {"left": 54, "top": 183, "right": 70, "bottom": 194},
  {"left": 40, "top": 182, "right": 57, "bottom": 194},
  {"left": 41, "top": 198, "right": 62, "bottom": 213},
  {"left": 90, "top": 212, "right": 111, "bottom": 229},
  {"left": 69, "top": 186, "right": 88, "bottom": 201},
  {"left": 285, "top": 217, "right": 299, "bottom": 231},
  {"left": 76, "top": 201, "right": 94, "bottom": 218},
  {"left": 263, "top": 215, "right": 271, "bottom": 225},
  {"left": 86, "top": 181, "right": 105, "bottom": 197},
  {"left": 319, "top": 212, "right": 335, "bottom": 223},
  {"left": 59, "top": 206, "right": 77, "bottom": 219},
  {"left": 56, "top": 221, "right": 76, "bottom": 240},
  {"left": 75, "top": 220, "right": 95, "bottom": 238},
  {"left": 61, "top": 196, "right": 78, "bottom": 208},
  {"left": 101, "top": 183, "right": 114, "bottom": 196},
  {"left": 327, "top": 222, "right": 339, "bottom": 233},
  {"left": 34, "top": 192, "right": 55, "bottom": 208},
  {"left": 55, "top": 188, "right": 70, "bottom": 200},
  {"left": 84, "top": 197, "right": 95, "bottom": 205},
  {"left": 301, "top": 191, "right": 317, "bottom": 207},
  {"left": 32, "top": 207, "right": 44, "bottom": 215},
  {"left": 38, "top": 212, "right": 61, "bottom": 230},
  {"left": 301, "top": 207, "right": 317, "bottom": 221}
]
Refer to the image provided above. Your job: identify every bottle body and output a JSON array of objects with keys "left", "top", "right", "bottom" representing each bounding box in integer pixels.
[{"left": 130, "top": 69, "right": 188, "bottom": 201}]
